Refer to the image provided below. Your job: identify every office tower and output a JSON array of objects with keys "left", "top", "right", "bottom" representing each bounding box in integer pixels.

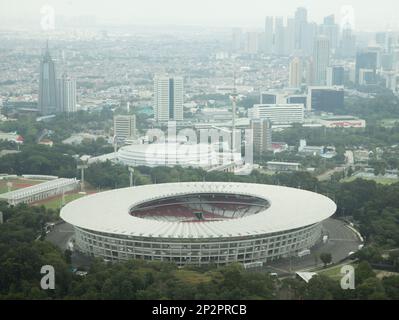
[
  {"left": 320, "top": 15, "right": 339, "bottom": 52},
  {"left": 375, "top": 32, "right": 387, "bottom": 50},
  {"left": 260, "top": 92, "right": 277, "bottom": 104},
  {"left": 381, "top": 53, "right": 393, "bottom": 70},
  {"left": 307, "top": 87, "right": 344, "bottom": 112},
  {"left": 114, "top": 115, "right": 136, "bottom": 141},
  {"left": 249, "top": 104, "right": 304, "bottom": 124},
  {"left": 287, "top": 95, "right": 307, "bottom": 107},
  {"left": 355, "top": 50, "right": 378, "bottom": 85},
  {"left": 305, "top": 58, "right": 315, "bottom": 86},
  {"left": 312, "top": 36, "right": 331, "bottom": 85},
  {"left": 264, "top": 16, "right": 274, "bottom": 54},
  {"left": 260, "top": 91, "right": 286, "bottom": 104},
  {"left": 257, "top": 32, "right": 266, "bottom": 54},
  {"left": 39, "top": 42, "right": 57, "bottom": 115},
  {"left": 56, "top": 73, "right": 77, "bottom": 113},
  {"left": 274, "top": 17, "right": 285, "bottom": 55},
  {"left": 154, "top": 75, "right": 183, "bottom": 122},
  {"left": 231, "top": 28, "right": 243, "bottom": 52},
  {"left": 285, "top": 17, "right": 295, "bottom": 56},
  {"left": 294, "top": 7, "right": 308, "bottom": 51},
  {"left": 302, "top": 22, "right": 317, "bottom": 56},
  {"left": 251, "top": 119, "right": 272, "bottom": 153},
  {"left": 289, "top": 57, "right": 303, "bottom": 88},
  {"left": 326, "top": 66, "right": 345, "bottom": 86},
  {"left": 340, "top": 28, "right": 356, "bottom": 58},
  {"left": 245, "top": 32, "right": 259, "bottom": 54}
]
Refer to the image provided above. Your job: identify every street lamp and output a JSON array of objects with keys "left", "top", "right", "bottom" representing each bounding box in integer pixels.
[{"left": 128, "top": 167, "right": 135, "bottom": 187}]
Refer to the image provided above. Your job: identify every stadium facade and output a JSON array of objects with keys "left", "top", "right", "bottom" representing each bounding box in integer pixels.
[{"left": 60, "top": 182, "right": 336, "bottom": 266}]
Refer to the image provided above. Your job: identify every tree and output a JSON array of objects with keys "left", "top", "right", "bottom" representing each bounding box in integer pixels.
[
  {"left": 355, "top": 261, "right": 376, "bottom": 285},
  {"left": 319, "top": 252, "right": 332, "bottom": 267}
]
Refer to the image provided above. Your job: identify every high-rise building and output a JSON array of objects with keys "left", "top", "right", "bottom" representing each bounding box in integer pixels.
[
  {"left": 320, "top": 15, "right": 339, "bottom": 52},
  {"left": 339, "top": 28, "right": 356, "bottom": 58},
  {"left": 245, "top": 32, "right": 259, "bottom": 54},
  {"left": 260, "top": 91, "right": 286, "bottom": 104},
  {"left": 307, "top": 87, "right": 344, "bottom": 112},
  {"left": 326, "top": 66, "right": 345, "bottom": 86},
  {"left": 154, "top": 75, "right": 184, "bottom": 122},
  {"left": 289, "top": 57, "right": 303, "bottom": 88},
  {"left": 114, "top": 115, "right": 136, "bottom": 142},
  {"left": 355, "top": 50, "right": 378, "bottom": 85},
  {"left": 305, "top": 58, "right": 315, "bottom": 86},
  {"left": 312, "top": 36, "right": 330, "bottom": 85},
  {"left": 285, "top": 17, "right": 296, "bottom": 56},
  {"left": 274, "top": 17, "right": 285, "bottom": 55},
  {"left": 264, "top": 17, "right": 274, "bottom": 54},
  {"left": 251, "top": 119, "right": 272, "bottom": 153},
  {"left": 294, "top": 7, "right": 307, "bottom": 51},
  {"left": 231, "top": 28, "right": 243, "bottom": 52},
  {"left": 56, "top": 73, "right": 77, "bottom": 113},
  {"left": 39, "top": 42, "right": 57, "bottom": 115}
]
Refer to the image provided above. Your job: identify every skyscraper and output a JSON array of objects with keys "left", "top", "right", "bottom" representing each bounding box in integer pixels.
[
  {"left": 231, "top": 28, "right": 243, "bottom": 52},
  {"left": 264, "top": 16, "right": 274, "bottom": 54},
  {"left": 289, "top": 57, "right": 303, "bottom": 88},
  {"left": 294, "top": 7, "right": 308, "bottom": 51},
  {"left": 274, "top": 17, "right": 285, "bottom": 56},
  {"left": 38, "top": 42, "right": 57, "bottom": 115},
  {"left": 285, "top": 17, "right": 296, "bottom": 56},
  {"left": 326, "top": 66, "right": 345, "bottom": 86},
  {"left": 154, "top": 75, "right": 183, "bottom": 122},
  {"left": 355, "top": 50, "right": 378, "bottom": 85},
  {"left": 245, "top": 32, "right": 259, "bottom": 54},
  {"left": 339, "top": 28, "right": 356, "bottom": 58},
  {"left": 320, "top": 15, "right": 339, "bottom": 52},
  {"left": 313, "top": 36, "right": 331, "bottom": 85},
  {"left": 251, "top": 118, "right": 272, "bottom": 153},
  {"left": 56, "top": 73, "right": 77, "bottom": 113}
]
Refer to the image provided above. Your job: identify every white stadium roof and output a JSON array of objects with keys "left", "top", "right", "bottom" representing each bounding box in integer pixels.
[{"left": 60, "top": 182, "right": 336, "bottom": 239}]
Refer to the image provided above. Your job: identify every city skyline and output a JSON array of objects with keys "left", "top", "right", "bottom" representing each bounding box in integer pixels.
[{"left": 1, "top": 0, "right": 399, "bottom": 31}]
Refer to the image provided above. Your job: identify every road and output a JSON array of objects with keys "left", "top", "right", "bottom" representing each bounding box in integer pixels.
[
  {"left": 46, "top": 222, "right": 74, "bottom": 249},
  {"left": 261, "top": 218, "right": 362, "bottom": 275}
]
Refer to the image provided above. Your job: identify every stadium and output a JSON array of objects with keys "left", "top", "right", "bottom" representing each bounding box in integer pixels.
[{"left": 60, "top": 182, "right": 336, "bottom": 266}]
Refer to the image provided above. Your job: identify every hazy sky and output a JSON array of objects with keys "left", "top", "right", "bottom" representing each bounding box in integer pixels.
[{"left": 1, "top": 0, "right": 399, "bottom": 31}]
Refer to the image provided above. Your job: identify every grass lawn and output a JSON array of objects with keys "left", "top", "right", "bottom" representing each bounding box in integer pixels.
[
  {"left": 0, "top": 178, "right": 45, "bottom": 194},
  {"left": 317, "top": 262, "right": 356, "bottom": 280},
  {"left": 174, "top": 269, "right": 213, "bottom": 285}
]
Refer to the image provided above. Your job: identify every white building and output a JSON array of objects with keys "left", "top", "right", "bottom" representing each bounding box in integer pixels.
[
  {"left": 267, "top": 161, "right": 301, "bottom": 171},
  {"left": 154, "top": 75, "right": 183, "bottom": 122},
  {"left": 114, "top": 115, "right": 136, "bottom": 142},
  {"left": 249, "top": 104, "right": 304, "bottom": 124},
  {"left": 313, "top": 36, "right": 330, "bottom": 85},
  {"left": 289, "top": 57, "right": 303, "bottom": 88},
  {"left": 0, "top": 178, "right": 80, "bottom": 206},
  {"left": 56, "top": 73, "right": 77, "bottom": 113},
  {"left": 251, "top": 119, "right": 272, "bottom": 153},
  {"left": 0, "top": 132, "right": 24, "bottom": 144}
]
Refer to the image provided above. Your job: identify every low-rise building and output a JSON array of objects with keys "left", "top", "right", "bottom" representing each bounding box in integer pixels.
[
  {"left": 0, "top": 178, "right": 80, "bottom": 206},
  {"left": 267, "top": 161, "right": 301, "bottom": 172}
]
